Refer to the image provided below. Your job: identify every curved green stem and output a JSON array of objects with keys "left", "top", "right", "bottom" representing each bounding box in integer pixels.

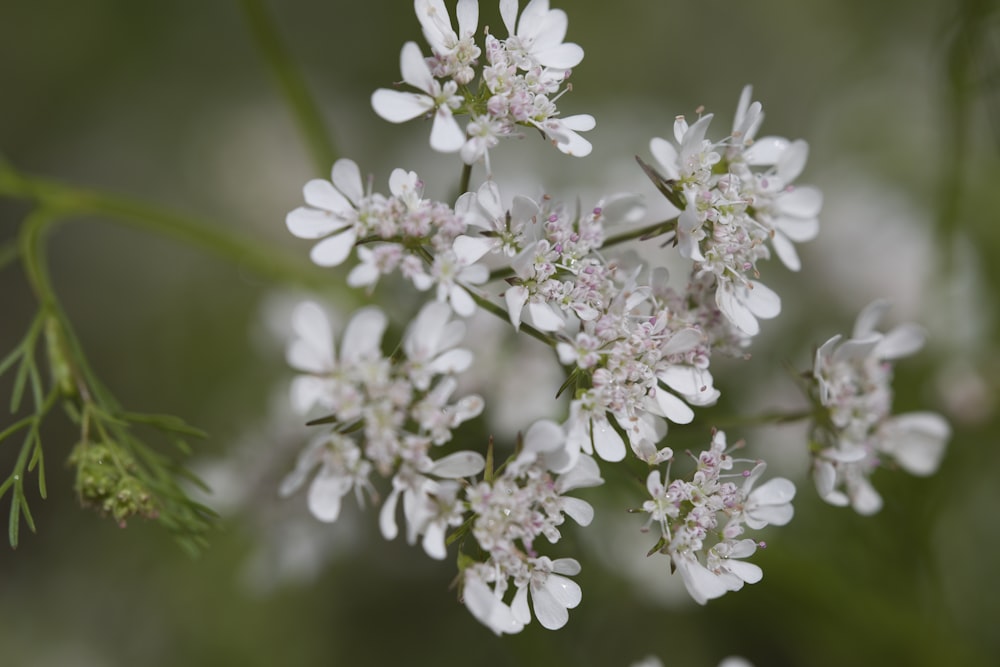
[
  {"left": 697, "top": 408, "right": 814, "bottom": 430},
  {"left": 238, "top": 0, "right": 338, "bottom": 176},
  {"left": 1, "top": 166, "right": 330, "bottom": 290}
]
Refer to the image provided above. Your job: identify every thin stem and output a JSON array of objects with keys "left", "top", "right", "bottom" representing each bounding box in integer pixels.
[
  {"left": 602, "top": 217, "right": 679, "bottom": 249},
  {"left": 697, "top": 409, "right": 814, "bottom": 430},
  {"left": 1, "top": 167, "right": 330, "bottom": 290},
  {"left": 456, "top": 162, "right": 473, "bottom": 201},
  {"left": 238, "top": 0, "right": 338, "bottom": 176}
]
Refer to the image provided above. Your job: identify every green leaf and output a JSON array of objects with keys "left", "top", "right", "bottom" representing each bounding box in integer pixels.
[
  {"left": 120, "top": 411, "right": 208, "bottom": 438},
  {"left": 9, "top": 492, "right": 21, "bottom": 548},
  {"left": 9, "top": 355, "right": 31, "bottom": 413},
  {"left": 0, "top": 344, "right": 23, "bottom": 379}
]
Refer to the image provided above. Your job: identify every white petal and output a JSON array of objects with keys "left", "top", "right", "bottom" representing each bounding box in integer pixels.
[
  {"left": 498, "top": 0, "right": 518, "bottom": 35},
  {"left": 536, "top": 42, "right": 584, "bottom": 69},
  {"left": 557, "top": 455, "right": 603, "bottom": 492},
  {"left": 456, "top": 0, "right": 478, "bottom": 35},
  {"left": 307, "top": 471, "right": 351, "bottom": 522},
  {"left": 346, "top": 261, "right": 380, "bottom": 288},
  {"left": 422, "top": 521, "right": 448, "bottom": 560},
  {"left": 746, "top": 503, "right": 794, "bottom": 529},
  {"left": 658, "top": 365, "right": 707, "bottom": 397},
  {"left": 531, "top": 581, "right": 572, "bottom": 630},
  {"left": 744, "top": 136, "right": 790, "bottom": 165},
  {"left": 379, "top": 486, "right": 402, "bottom": 540},
  {"left": 649, "top": 137, "right": 680, "bottom": 181},
  {"left": 851, "top": 479, "right": 883, "bottom": 515},
  {"left": 340, "top": 307, "right": 388, "bottom": 362},
  {"left": 430, "top": 108, "right": 466, "bottom": 153},
  {"left": 309, "top": 228, "right": 358, "bottom": 267},
  {"left": 463, "top": 577, "right": 525, "bottom": 636},
  {"left": 560, "top": 497, "right": 594, "bottom": 526},
  {"left": 330, "top": 159, "right": 363, "bottom": 206},
  {"left": 675, "top": 555, "right": 727, "bottom": 605},
  {"left": 752, "top": 477, "right": 797, "bottom": 505},
  {"left": 880, "top": 412, "right": 949, "bottom": 476},
  {"left": 525, "top": 301, "right": 564, "bottom": 331},
  {"left": 771, "top": 231, "right": 801, "bottom": 271},
  {"left": 524, "top": 419, "right": 566, "bottom": 454},
  {"left": 680, "top": 114, "right": 714, "bottom": 156},
  {"left": 812, "top": 460, "right": 837, "bottom": 497},
  {"left": 726, "top": 559, "right": 763, "bottom": 585},
  {"left": 289, "top": 301, "right": 335, "bottom": 370},
  {"left": 504, "top": 285, "right": 529, "bottom": 330},
  {"left": 427, "top": 348, "right": 473, "bottom": 376},
  {"left": 399, "top": 41, "right": 434, "bottom": 92},
  {"left": 600, "top": 193, "right": 646, "bottom": 225},
  {"left": 591, "top": 418, "right": 626, "bottom": 461},
  {"left": 776, "top": 185, "right": 823, "bottom": 219},
  {"left": 289, "top": 376, "right": 328, "bottom": 414},
  {"left": 853, "top": 300, "right": 890, "bottom": 338},
  {"left": 286, "top": 206, "right": 346, "bottom": 239},
  {"left": 716, "top": 282, "right": 759, "bottom": 336},
  {"left": 660, "top": 327, "right": 703, "bottom": 356},
  {"left": 371, "top": 88, "right": 433, "bottom": 123},
  {"left": 745, "top": 280, "right": 781, "bottom": 319},
  {"left": 303, "top": 179, "right": 352, "bottom": 214},
  {"left": 776, "top": 139, "right": 809, "bottom": 183},
  {"left": 875, "top": 323, "right": 926, "bottom": 360},
  {"left": 448, "top": 284, "right": 477, "bottom": 317},
  {"left": 771, "top": 212, "right": 820, "bottom": 242},
  {"left": 430, "top": 451, "right": 486, "bottom": 478},
  {"left": 552, "top": 558, "right": 582, "bottom": 576},
  {"left": 653, "top": 387, "right": 695, "bottom": 424}
]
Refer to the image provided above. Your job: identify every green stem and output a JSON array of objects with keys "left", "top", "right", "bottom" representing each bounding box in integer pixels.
[
  {"left": 697, "top": 409, "right": 814, "bottom": 430},
  {"left": 238, "top": 0, "right": 338, "bottom": 176},
  {"left": 1, "top": 167, "right": 330, "bottom": 290},
  {"left": 455, "top": 162, "right": 473, "bottom": 202},
  {"left": 602, "top": 217, "right": 679, "bottom": 248}
]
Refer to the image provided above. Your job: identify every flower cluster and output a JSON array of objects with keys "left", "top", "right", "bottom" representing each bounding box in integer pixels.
[
  {"left": 640, "top": 86, "right": 822, "bottom": 336},
  {"left": 280, "top": 300, "right": 485, "bottom": 546},
  {"left": 372, "top": 0, "right": 593, "bottom": 169},
  {"left": 639, "top": 431, "right": 795, "bottom": 604},
  {"left": 809, "top": 301, "right": 950, "bottom": 514},
  {"left": 462, "top": 420, "right": 603, "bottom": 634},
  {"left": 275, "top": 0, "right": 950, "bottom": 639}
]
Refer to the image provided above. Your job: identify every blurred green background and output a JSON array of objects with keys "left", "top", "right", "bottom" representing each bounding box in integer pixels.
[{"left": 1, "top": 0, "right": 998, "bottom": 665}]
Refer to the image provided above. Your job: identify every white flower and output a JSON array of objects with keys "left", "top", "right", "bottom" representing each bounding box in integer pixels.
[
  {"left": 531, "top": 113, "right": 595, "bottom": 157},
  {"left": 811, "top": 300, "right": 950, "bottom": 513},
  {"left": 419, "top": 247, "right": 490, "bottom": 317},
  {"left": 285, "top": 159, "right": 366, "bottom": 267},
  {"left": 511, "top": 556, "right": 583, "bottom": 630},
  {"left": 740, "top": 463, "right": 796, "bottom": 530},
  {"left": 498, "top": 0, "right": 584, "bottom": 70},
  {"left": 279, "top": 433, "right": 373, "bottom": 523},
  {"left": 876, "top": 412, "right": 949, "bottom": 476},
  {"left": 715, "top": 278, "right": 781, "bottom": 337},
  {"left": 454, "top": 180, "right": 539, "bottom": 258},
  {"left": 415, "top": 0, "right": 477, "bottom": 56},
  {"left": 462, "top": 571, "right": 526, "bottom": 635},
  {"left": 403, "top": 301, "right": 474, "bottom": 390},
  {"left": 371, "top": 41, "right": 466, "bottom": 152},
  {"left": 673, "top": 550, "right": 730, "bottom": 605},
  {"left": 286, "top": 302, "right": 387, "bottom": 415}
]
